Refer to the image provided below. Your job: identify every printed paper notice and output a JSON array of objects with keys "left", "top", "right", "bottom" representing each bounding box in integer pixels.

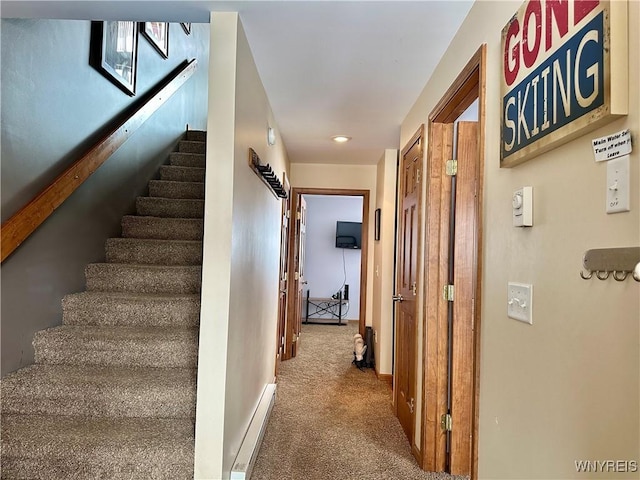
[{"left": 592, "top": 129, "right": 632, "bottom": 162}]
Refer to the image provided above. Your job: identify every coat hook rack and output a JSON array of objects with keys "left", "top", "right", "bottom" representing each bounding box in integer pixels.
[
  {"left": 248, "top": 148, "right": 287, "bottom": 199},
  {"left": 580, "top": 247, "right": 640, "bottom": 282}
]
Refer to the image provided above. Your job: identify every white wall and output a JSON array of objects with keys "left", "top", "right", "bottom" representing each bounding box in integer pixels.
[
  {"left": 196, "top": 13, "right": 289, "bottom": 479},
  {"left": 372, "top": 149, "right": 398, "bottom": 376},
  {"left": 304, "top": 195, "right": 362, "bottom": 321},
  {"left": 401, "top": 1, "right": 639, "bottom": 478}
]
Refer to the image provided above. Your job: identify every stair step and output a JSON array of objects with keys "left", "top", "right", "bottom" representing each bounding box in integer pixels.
[
  {"left": 121, "top": 216, "right": 203, "bottom": 240},
  {"left": 159, "top": 165, "right": 205, "bottom": 182},
  {"left": 1, "top": 364, "right": 196, "bottom": 418},
  {"left": 33, "top": 326, "right": 198, "bottom": 368},
  {"left": 62, "top": 292, "right": 200, "bottom": 327},
  {"left": 178, "top": 140, "right": 205, "bottom": 154},
  {"left": 105, "top": 238, "right": 203, "bottom": 265},
  {"left": 185, "top": 130, "right": 206, "bottom": 142},
  {"left": 136, "top": 197, "right": 204, "bottom": 219},
  {"left": 169, "top": 152, "right": 206, "bottom": 168},
  {"left": 1, "top": 414, "right": 194, "bottom": 479},
  {"left": 149, "top": 179, "right": 204, "bottom": 199},
  {"left": 86, "top": 263, "right": 201, "bottom": 294}
]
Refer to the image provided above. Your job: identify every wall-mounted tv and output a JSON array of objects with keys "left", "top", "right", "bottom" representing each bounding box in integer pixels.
[{"left": 335, "top": 221, "right": 362, "bottom": 249}]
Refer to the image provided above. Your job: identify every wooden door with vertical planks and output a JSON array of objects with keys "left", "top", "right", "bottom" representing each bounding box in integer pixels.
[
  {"left": 285, "top": 193, "right": 307, "bottom": 359},
  {"left": 395, "top": 127, "right": 423, "bottom": 445},
  {"left": 449, "top": 121, "right": 478, "bottom": 475},
  {"left": 275, "top": 175, "right": 291, "bottom": 374}
]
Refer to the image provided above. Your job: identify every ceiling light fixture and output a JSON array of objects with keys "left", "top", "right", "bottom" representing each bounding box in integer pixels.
[{"left": 332, "top": 135, "right": 351, "bottom": 143}]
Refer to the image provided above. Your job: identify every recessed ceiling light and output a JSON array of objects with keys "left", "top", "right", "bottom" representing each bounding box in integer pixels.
[{"left": 332, "top": 135, "right": 352, "bottom": 143}]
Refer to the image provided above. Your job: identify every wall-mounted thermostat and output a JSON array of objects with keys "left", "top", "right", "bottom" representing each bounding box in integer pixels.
[{"left": 513, "top": 186, "right": 533, "bottom": 227}]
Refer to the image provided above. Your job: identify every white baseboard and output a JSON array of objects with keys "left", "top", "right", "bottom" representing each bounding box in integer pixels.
[{"left": 230, "top": 383, "right": 277, "bottom": 480}]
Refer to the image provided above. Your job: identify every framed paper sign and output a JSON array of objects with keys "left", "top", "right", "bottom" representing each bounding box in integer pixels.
[
  {"left": 500, "top": 0, "right": 628, "bottom": 167},
  {"left": 90, "top": 21, "right": 138, "bottom": 96}
]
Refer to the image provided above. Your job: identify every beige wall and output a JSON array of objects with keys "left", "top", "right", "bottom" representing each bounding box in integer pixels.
[
  {"left": 373, "top": 150, "right": 398, "bottom": 376},
  {"left": 401, "top": 1, "right": 640, "bottom": 478},
  {"left": 195, "top": 13, "right": 289, "bottom": 479},
  {"left": 290, "top": 163, "right": 378, "bottom": 330}
]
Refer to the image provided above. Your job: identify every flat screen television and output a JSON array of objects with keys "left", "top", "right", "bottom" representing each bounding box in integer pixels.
[{"left": 335, "top": 221, "right": 362, "bottom": 249}]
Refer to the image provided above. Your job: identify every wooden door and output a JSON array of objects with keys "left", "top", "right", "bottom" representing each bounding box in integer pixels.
[
  {"left": 449, "top": 121, "right": 478, "bottom": 475},
  {"left": 284, "top": 193, "right": 307, "bottom": 359},
  {"left": 275, "top": 175, "right": 291, "bottom": 375},
  {"left": 395, "top": 127, "right": 423, "bottom": 445},
  {"left": 428, "top": 121, "right": 478, "bottom": 475}
]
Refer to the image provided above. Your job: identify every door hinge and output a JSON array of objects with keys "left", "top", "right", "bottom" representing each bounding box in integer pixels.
[
  {"left": 294, "top": 271, "right": 300, "bottom": 280},
  {"left": 286, "top": 209, "right": 291, "bottom": 219},
  {"left": 441, "top": 413, "right": 452, "bottom": 432},
  {"left": 443, "top": 284, "right": 455, "bottom": 302},
  {"left": 411, "top": 281, "right": 417, "bottom": 296},
  {"left": 416, "top": 168, "right": 421, "bottom": 185},
  {"left": 446, "top": 159, "right": 458, "bottom": 176},
  {"left": 409, "top": 397, "right": 415, "bottom": 414},
  {"left": 296, "top": 211, "right": 301, "bottom": 220}
]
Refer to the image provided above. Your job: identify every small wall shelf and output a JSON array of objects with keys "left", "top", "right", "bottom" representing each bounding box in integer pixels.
[{"left": 248, "top": 148, "right": 287, "bottom": 199}]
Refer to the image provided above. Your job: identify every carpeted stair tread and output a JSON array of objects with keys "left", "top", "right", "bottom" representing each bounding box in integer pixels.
[
  {"left": 33, "top": 326, "right": 198, "bottom": 368},
  {"left": 159, "top": 165, "right": 205, "bottom": 182},
  {"left": 168, "top": 152, "right": 206, "bottom": 168},
  {"left": 177, "top": 140, "right": 205, "bottom": 154},
  {"left": 85, "top": 263, "right": 201, "bottom": 294},
  {"left": 1, "top": 364, "right": 196, "bottom": 418},
  {"left": 1, "top": 130, "right": 206, "bottom": 479},
  {"left": 105, "top": 238, "right": 203, "bottom": 265},
  {"left": 62, "top": 292, "right": 200, "bottom": 327},
  {"left": 148, "top": 179, "right": 205, "bottom": 199},
  {"left": 185, "top": 130, "right": 206, "bottom": 142},
  {"left": 121, "top": 216, "right": 204, "bottom": 240},
  {"left": 136, "top": 197, "right": 204, "bottom": 218},
  {"left": 1, "top": 414, "right": 194, "bottom": 479}
]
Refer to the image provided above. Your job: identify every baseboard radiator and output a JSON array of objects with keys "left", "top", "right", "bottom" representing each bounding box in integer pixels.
[{"left": 230, "top": 383, "right": 277, "bottom": 480}]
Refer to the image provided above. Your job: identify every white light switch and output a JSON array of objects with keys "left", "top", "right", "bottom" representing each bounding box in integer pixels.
[
  {"left": 606, "top": 155, "right": 630, "bottom": 214},
  {"left": 507, "top": 282, "right": 533, "bottom": 324},
  {"left": 513, "top": 187, "right": 533, "bottom": 227}
]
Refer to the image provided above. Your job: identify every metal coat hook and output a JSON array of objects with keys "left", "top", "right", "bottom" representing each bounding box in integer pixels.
[
  {"left": 580, "top": 247, "right": 640, "bottom": 282},
  {"left": 580, "top": 270, "right": 593, "bottom": 280}
]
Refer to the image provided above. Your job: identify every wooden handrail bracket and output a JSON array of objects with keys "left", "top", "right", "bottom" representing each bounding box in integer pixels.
[{"left": 1, "top": 59, "right": 198, "bottom": 263}]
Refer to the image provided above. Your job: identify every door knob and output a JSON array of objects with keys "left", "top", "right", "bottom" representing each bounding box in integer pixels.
[{"left": 392, "top": 294, "right": 404, "bottom": 302}]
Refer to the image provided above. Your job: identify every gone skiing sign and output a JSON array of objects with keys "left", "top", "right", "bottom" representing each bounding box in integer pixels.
[{"left": 500, "top": 0, "right": 628, "bottom": 167}]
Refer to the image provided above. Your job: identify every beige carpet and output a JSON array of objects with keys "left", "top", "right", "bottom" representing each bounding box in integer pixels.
[{"left": 252, "top": 323, "right": 469, "bottom": 480}]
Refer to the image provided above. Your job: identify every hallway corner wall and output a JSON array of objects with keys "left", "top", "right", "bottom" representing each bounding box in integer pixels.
[
  {"left": 401, "top": 1, "right": 639, "bottom": 478},
  {"left": 196, "top": 12, "right": 289, "bottom": 480},
  {"left": 373, "top": 149, "right": 398, "bottom": 376}
]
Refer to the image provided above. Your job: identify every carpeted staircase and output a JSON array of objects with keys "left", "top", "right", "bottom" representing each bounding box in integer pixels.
[{"left": 1, "top": 130, "right": 207, "bottom": 479}]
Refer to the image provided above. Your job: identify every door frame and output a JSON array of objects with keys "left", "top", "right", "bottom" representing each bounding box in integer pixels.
[
  {"left": 284, "top": 187, "right": 370, "bottom": 352},
  {"left": 420, "top": 45, "right": 486, "bottom": 478}
]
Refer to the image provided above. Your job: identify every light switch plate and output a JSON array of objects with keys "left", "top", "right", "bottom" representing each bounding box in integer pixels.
[
  {"left": 507, "top": 282, "right": 533, "bottom": 324},
  {"left": 606, "top": 156, "right": 630, "bottom": 214}
]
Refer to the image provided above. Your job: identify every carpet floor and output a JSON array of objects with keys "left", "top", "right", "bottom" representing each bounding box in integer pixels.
[{"left": 251, "top": 323, "right": 468, "bottom": 480}]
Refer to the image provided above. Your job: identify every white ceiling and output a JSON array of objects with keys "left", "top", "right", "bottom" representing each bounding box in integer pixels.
[{"left": 1, "top": 1, "right": 473, "bottom": 165}]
